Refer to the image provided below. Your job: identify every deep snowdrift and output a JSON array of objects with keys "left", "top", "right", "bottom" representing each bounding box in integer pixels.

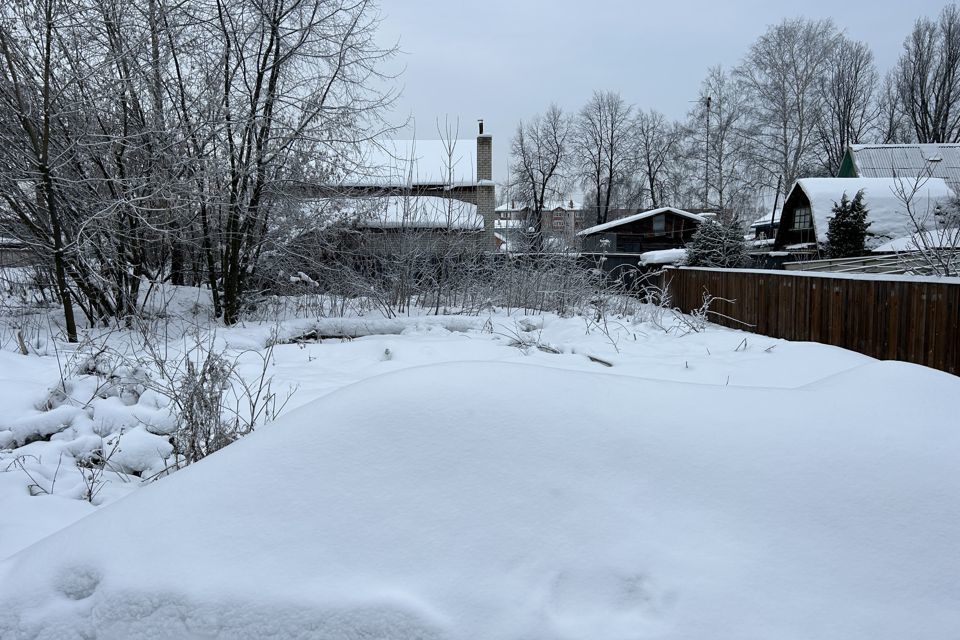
[{"left": 1, "top": 360, "right": 958, "bottom": 639}]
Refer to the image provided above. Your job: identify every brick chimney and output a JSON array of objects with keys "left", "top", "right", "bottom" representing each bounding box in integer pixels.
[
  {"left": 476, "top": 120, "right": 495, "bottom": 248},
  {"left": 477, "top": 120, "right": 492, "bottom": 182}
]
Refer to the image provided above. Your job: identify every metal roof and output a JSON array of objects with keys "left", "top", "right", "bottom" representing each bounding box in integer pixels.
[{"left": 848, "top": 144, "right": 960, "bottom": 189}]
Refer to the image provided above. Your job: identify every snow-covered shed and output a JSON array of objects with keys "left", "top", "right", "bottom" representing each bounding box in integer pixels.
[
  {"left": 749, "top": 210, "right": 781, "bottom": 242},
  {"left": 773, "top": 177, "right": 955, "bottom": 251},
  {"left": 577, "top": 207, "right": 705, "bottom": 253}
]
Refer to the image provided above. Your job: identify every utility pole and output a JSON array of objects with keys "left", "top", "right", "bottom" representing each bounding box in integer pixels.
[
  {"left": 704, "top": 96, "right": 712, "bottom": 209},
  {"left": 770, "top": 175, "right": 783, "bottom": 227}
]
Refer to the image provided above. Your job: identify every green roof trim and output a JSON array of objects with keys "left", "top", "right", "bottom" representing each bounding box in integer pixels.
[{"left": 837, "top": 148, "right": 858, "bottom": 177}]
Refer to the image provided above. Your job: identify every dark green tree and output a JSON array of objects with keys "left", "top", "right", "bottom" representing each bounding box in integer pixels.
[{"left": 826, "top": 190, "right": 870, "bottom": 257}]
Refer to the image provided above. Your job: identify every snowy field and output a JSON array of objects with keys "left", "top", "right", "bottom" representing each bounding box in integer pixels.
[{"left": 0, "top": 287, "right": 958, "bottom": 639}]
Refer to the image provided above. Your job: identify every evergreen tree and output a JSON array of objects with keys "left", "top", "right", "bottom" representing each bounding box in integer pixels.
[
  {"left": 686, "top": 220, "right": 749, "bottom": 268},
  {"left": 826, "top": 190, "right": 870, "bottom": 257}
]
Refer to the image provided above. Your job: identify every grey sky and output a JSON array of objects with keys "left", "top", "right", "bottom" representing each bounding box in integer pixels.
[{"left": 376, "top": 0, "right": 949, "bottom": 181}]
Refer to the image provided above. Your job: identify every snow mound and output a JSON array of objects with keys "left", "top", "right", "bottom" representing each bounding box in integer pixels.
[{"left": 1, "top": 361, "right": 959, "bottom": 639}]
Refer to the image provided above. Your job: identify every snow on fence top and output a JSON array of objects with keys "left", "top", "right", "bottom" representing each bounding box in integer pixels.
[
  {"left": 670, "top": 264, "right": 960, "bottom": 285},
  {"left": 792, "top": 177, "right": 954, "bottom": 245}
]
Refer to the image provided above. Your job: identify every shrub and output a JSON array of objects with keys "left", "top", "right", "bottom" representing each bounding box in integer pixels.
[{"left": 686, "top": 220, "right": 749, "bottom": 268}]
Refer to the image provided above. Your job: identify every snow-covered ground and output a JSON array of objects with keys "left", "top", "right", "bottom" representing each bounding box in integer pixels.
[{"left": 0, "top": 290, "right": 958, "bottom": 639}]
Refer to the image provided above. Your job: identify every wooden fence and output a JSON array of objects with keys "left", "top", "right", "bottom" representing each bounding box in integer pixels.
[{"left": 664, "top": 267, "right": 960, "bottom": 375}]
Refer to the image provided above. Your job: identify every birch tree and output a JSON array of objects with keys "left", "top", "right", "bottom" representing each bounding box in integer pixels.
[
  {"left": 686, "top": 66, "right": 754, "bottom": 213},
  {"left": 736, "top": 18, "right": 838, "bottom": 197}
]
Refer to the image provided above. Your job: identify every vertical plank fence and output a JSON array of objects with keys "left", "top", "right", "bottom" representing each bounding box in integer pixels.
[{"left": 664, "top": 267, "right": 960, "bottom": 375}]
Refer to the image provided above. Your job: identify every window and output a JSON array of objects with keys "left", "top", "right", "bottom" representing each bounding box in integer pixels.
[
  {"left": 552, "top": 212, "right": 565, "bottom": 230},
  {"left": 793, "top": 206, "right": 812, "bottom": 230},
  {"left": 652, "top": 215, "right": 666, "bottom": 235}
]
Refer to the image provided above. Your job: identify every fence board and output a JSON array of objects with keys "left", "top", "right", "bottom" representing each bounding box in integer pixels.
[{"left": 665, "top": 268, "right": 960, "bottom": 376}]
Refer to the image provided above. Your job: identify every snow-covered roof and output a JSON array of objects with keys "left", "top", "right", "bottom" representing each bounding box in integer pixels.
[
  {"left": 750, "top": 211, "right": 781, "bottom": 228},
  {"left": 342, "top": 196, "right": 483, "bottom": 230},
  {"left": 343, "top": 139, "right": 479, "bottom": 187},
  {"left": 872, "top": 228, "right": 960, "bottom": 252},
  {"left": 847, "top": 143, "right": 960, "bottom": 189},
  {"left": 577, "top": 207, "right": 705, "bottom": 237},
  {"left": 789, "top": 177, "right": 955, "bottom": 245}
]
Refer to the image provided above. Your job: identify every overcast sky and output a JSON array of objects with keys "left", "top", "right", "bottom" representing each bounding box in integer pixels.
[{"left": 376, "top": 0, "right": 950, "bottom": 180}]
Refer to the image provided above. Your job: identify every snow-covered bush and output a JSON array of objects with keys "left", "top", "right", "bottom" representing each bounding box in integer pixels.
[
  {"left": 686, "top": 220, "right": 749, "bottom": 268},
  {"left": 174, "top": 351, "right": 236, "bottom": 463}
]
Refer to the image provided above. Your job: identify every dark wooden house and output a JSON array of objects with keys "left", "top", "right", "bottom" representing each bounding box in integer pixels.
[
  {"left": 773, "top": 177, "right": 955, "bottom": 252},
  {"left": 577, "top": 207, "right": 705, "bottom": 253}
]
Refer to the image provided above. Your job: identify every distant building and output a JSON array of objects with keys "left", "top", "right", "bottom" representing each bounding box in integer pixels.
[
  {"left": 773, "top": 177, "right": 955, "bottom": 252},
  {"left": 839, "top": 143, "right": 960, "bottom": 192},
  {"left": 0, "top": 236, "right": 32, "bottom": 267},
  {"left": 495, "top": 199, "right": 586, "bottom": 249}
]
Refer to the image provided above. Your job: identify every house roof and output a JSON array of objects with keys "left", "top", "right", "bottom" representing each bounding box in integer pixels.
[
  {"left": 872, "top": 228, "right": 960, "bottom": 252},
  {"left": 789, "top": 177, "right": 955, "bottom": 246},
  {"left": 340, "top": 196, "right": 483, "bottom": 230},
  {"left": 342, "top": 139, "right": 479, "bottom": 187},
  {"left": 750, "top": 210, "right": 781, "bottom": 228},
  {"left": 577, "top": 207, "right": 705, "bottom": 237},
  {"left": 845, "top": 143, "right": 960, "bottom": 188}
]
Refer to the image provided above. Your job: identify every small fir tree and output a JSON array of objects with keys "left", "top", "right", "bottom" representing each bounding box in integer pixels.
[
  {"left": 686, "top": 220, "right": 749, "bottom": 268},
  {"left": 826, "top": 190, "right": 870, "bottom": 258}
]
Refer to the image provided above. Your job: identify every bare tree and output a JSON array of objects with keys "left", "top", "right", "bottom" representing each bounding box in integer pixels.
[
  {"left": 572, "top": 91, "right": 634, "bottom": 226},
  {"left": 879, "top": 70, "right": 915, "bottom": 144},
  {"left": 510, "top": 105, "right": 571, "bottom": 250},
  {"left": 686, "top": 66, "right": 754, "bottom": 214},
  {"left": 817, "top": 36, "right": 880, "bottom": 175},
  {"left": 212, "top": 0, "right": 396, "bottom": 324},
  {"left": 736, "top": 18, "right": 838, "bottom": 198},
  {"left": 633, "top": 109, "right": 682, "bottom": 208},
  {"left": 892, "top": 175, "right": 960, "bottom": 276},
  {"left": 0, "top": 0, "right": 83, "bottom": 340},
  {"left": 0, "top": 0, "right": 397, "bottom": 331},
  {"left": 895, "top": 4, "right": 960, "bottom": 143}
]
